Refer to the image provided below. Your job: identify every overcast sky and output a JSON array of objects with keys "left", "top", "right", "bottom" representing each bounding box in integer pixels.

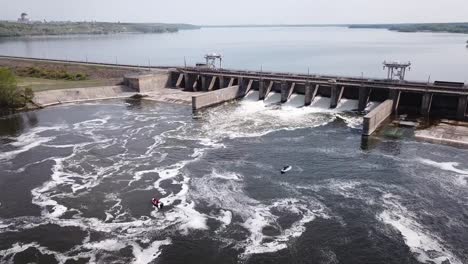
[{"left": 2, "top": 0, "right": 467, "bottom": 25}]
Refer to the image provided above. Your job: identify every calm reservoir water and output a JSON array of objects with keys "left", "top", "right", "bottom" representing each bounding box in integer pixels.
[
  {"left": 0, "top": 27, "right": 467, "bottom": 264},
  {"left": 1, "top": 27, "right": 468, "bottom": 81}
]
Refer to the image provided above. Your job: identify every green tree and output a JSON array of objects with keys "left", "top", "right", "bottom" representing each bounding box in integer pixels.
[{"left": 0, "top": 68, "right": 24, "bottom": 108}]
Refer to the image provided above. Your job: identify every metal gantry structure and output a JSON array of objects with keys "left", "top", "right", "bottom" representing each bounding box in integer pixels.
[
  {"left": 204, "top": 53, "right": 223, "bottom": 69},
  {"left": 383, "top": 61, "right": 411, "bottom": 81}
]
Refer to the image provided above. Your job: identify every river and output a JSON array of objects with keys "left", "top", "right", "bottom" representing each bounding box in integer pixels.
[
  {"left": 0, "top": 27, "right": 468, "bottom": 81},
  {"left": 0, "top": 27, "right": 467, "bottom": 264}
]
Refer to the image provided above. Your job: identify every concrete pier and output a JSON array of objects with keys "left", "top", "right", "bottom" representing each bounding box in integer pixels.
[
  {"left": 330, "top": 85, "right": 344, "bottom": 109},
  {"left": 358, "top": 87, "right": 371, "bottom": 111},
  {"left": 389, "top": 90, "right": 401, "bottom": 114},
  {"left": 304, "top": 83, "right": 312, "bottom": 106},
  {"left": 192, "top": 85, "right": 242, "bottom": 112},
  {"left": 245, "top": 80, "right": 254, "bottom": 95},
  {"left": 201, "top": 76, "right": 207, "bottom": 91},
  {"left": 421, "top": 93, "right": 433, "bottom": 116},
  {"left": 176, "top": 73, "right": 184, "bottom": 88},
  {"left": 208, "top": 76, "right": 217, "bottom": 91},
  {"left": 219, "top": 76, "right": 225, "bottom": 89},
  {"left": 260, "top": 81, "right": 274, "bottom": 100},
  {"left": 457, "top": 96, "right": 467, "bottom": 120},
  {"left": 125, "top": 72, "right": 169, "bottom": 93},
  {"left": 184, "top": 73, "right": 193, "bottom": 91},
  {"left": 363, "top": 100, "right": 394, "bottom": 136},
  {"left": 258, "top": 79, "right": 265, "bottom": 100},
  {"left": 281, "top": 81, "right": 295, "bottom": 103}
]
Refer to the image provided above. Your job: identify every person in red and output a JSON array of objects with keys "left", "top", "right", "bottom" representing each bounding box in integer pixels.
[{"left": 151, "top": 198, "right": 164, "bottom": 210}]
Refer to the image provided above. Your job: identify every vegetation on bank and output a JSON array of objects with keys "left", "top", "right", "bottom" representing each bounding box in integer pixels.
[
  {"left": 0, "top": 68, "right": 34, "bottom": 109},
  {"left": 349, "top": 22, "right": 468, "bottom": 34},
  {"left": 0, "top": 21, "right": 200, "bottom": 37},
  {"left": 16, "top": 66, "right": 88, "bottom": 81}
]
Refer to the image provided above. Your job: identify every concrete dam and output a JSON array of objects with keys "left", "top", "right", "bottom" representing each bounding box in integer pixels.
[
  {"left": 142, "top": 67, "right": 468, "bottom": 135},
  {"left": 4, "top": 55, "right": 465, "bottom": 137}
]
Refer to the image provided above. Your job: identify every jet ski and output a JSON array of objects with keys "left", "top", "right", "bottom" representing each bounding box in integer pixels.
[{"left": 281, "top": 166, "right": 292, "bottom": 174}]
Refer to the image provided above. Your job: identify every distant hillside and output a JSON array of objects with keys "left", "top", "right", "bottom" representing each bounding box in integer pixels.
[
  {"left": 202, "top": 24, "right": 343, "bottom": 28},
  {"left": 0, "top": 21, "right": 200, "bottom": 37},
  {"left": 349, "top": 22, "right": 468, "bottom": 34}
]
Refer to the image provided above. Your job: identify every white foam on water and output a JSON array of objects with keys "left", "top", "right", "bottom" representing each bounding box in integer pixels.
[
  {"left": 0, "top": 223, "right": 11, "bottom": 229},
  {"left": 72, "top": 116, "right": 111, "bottom": 130},
  {"left": 417, "top": 158, "right": 468, "bottom": 175},
  {"left": 0, "top": 126, "right": 66, "bottom": 161},
  {"left": 211, "top": 169, "right": 242, "bottom": 181},
  {"left": 131, "top": 238, "right": 172, "bottom": 264},
  {"left": 264, "top": 92, "right": 281, "bottom": 105},
  {"left": 173, "top": 200, "right": 209, "bottom": 235},
  {"left": 336, "top": 113, "right": 363, "bottom": 129},
  {"left": 0, "top": 242, "right": 69, "bottom": 264},
  {"left": 218, "top": 210, "right": 233, "bottom": 227},
  {"left": 379, "top": 194, "right": 463, "bottom": 264},
  {"left": 335, "top": 99, "right": 358, "bottom": 112},
  {"left": 308, "top": 96, "right": 332, "bottom": 112},
  {"left": 244, "top": 91, "right": 260, "bottom": 102},
  {"left": 145, "top": 135, "right": 165, "bottom": 156},
  {"left": 202, "top": 93, "right": 338, "bottom": 139},
  {"left": 242, "top": 198, "right": 326, "bottom": 256},
  {"left": 84, "top": 239, "right": 126, "bottom": 252},
  {"left": 190, "top": 169, "right": 327, "bottom": 257},
  {"left": 282, "top": 94, "right": 305, "bottom": 108},
  {"left": 417, "top": 158, "right": 468, "bottom": 185}
]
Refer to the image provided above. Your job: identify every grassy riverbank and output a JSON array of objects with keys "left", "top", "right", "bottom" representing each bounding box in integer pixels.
[
  {"left": 17, "top": 77, "right": 122, "bottom": 92},
  {"left": 0, "top": 57, "right": 148, "bottom": 92},
  {"left": 0, "top": 21, "right": 200, "bottom": 37},
  {"left": 349, "top": 22, "right": 468, "bottom": 34}
]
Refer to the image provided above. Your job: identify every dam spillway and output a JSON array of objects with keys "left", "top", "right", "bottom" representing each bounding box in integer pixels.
[
  {"left": 160, "top": 67, "right": 468, "bottom": 135},
  {"left": 171, "top": 67, "right": 467, "bottom": 118}
]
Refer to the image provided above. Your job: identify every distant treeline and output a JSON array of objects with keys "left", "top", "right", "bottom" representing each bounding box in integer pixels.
[
  {"left": 349, "top": 22, "right": 468, "bottom": 34},
  {"left": 0, "top": 22, "right": 200, "bottom": 37}
]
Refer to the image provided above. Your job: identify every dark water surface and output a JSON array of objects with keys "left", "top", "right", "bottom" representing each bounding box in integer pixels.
[{"left": 0, "top": 98, "right": 467, "bottom": 264}]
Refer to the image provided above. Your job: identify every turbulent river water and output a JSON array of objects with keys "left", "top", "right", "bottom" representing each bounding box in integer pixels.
[{"left": 0, "top": 95, "right": 467, "bottom": 264}]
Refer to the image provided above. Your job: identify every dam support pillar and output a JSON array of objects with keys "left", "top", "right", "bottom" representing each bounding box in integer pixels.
[
  {"left": 457, "top": 95, "right": 468, "bottom": 120},
  {"left": 281, "top": 82, "right": 295, "bottom": 103},
  {"left": 304, "top": 83, "right": 318, "bottom": 106},
  {"left": 265, "top": 81, "right": 274, "bottom": 99},
  {"left": 258, "top": 79, "right": 265, "bottom": 100},
  {"left": 239, "top": 77, "right": 245, "bottom": 95},
  {"left": 245, "top": 80, "right": 254, "bottom": 95},
  {"left": 184, "top": 73, "right": 194, "bottom": 92},
  {"left": 420, "top": 93, "right": 433, "bottom": 116},
  {"left": 330, "top": 85, "right": 344, "bottom": 109},
  {"left": 201, "top": 76, "right": 208, "bottom": 91},
  {"left": 228, "top": 78, "right": 235, "bottom": 87},
  {"left": 358, "top": 86, "right": 371, "bottom": 111},
  {"left": 176, "top": 73, "right": 184, "bottom": 88},
  {"left": 208, "top": 76, "right": 217, "bottom": 91},
  {"left": 219, "top": 76, "right": 225, "bottom": 89},
  {"left": 304, "top": 83, "right": 312, "bottom": 106},
  {"left": 280, "top": 81, "right": 293, "bottom": 103},
  {"left": 389, "top": 90, "right": 401, "bottom": 114}
]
